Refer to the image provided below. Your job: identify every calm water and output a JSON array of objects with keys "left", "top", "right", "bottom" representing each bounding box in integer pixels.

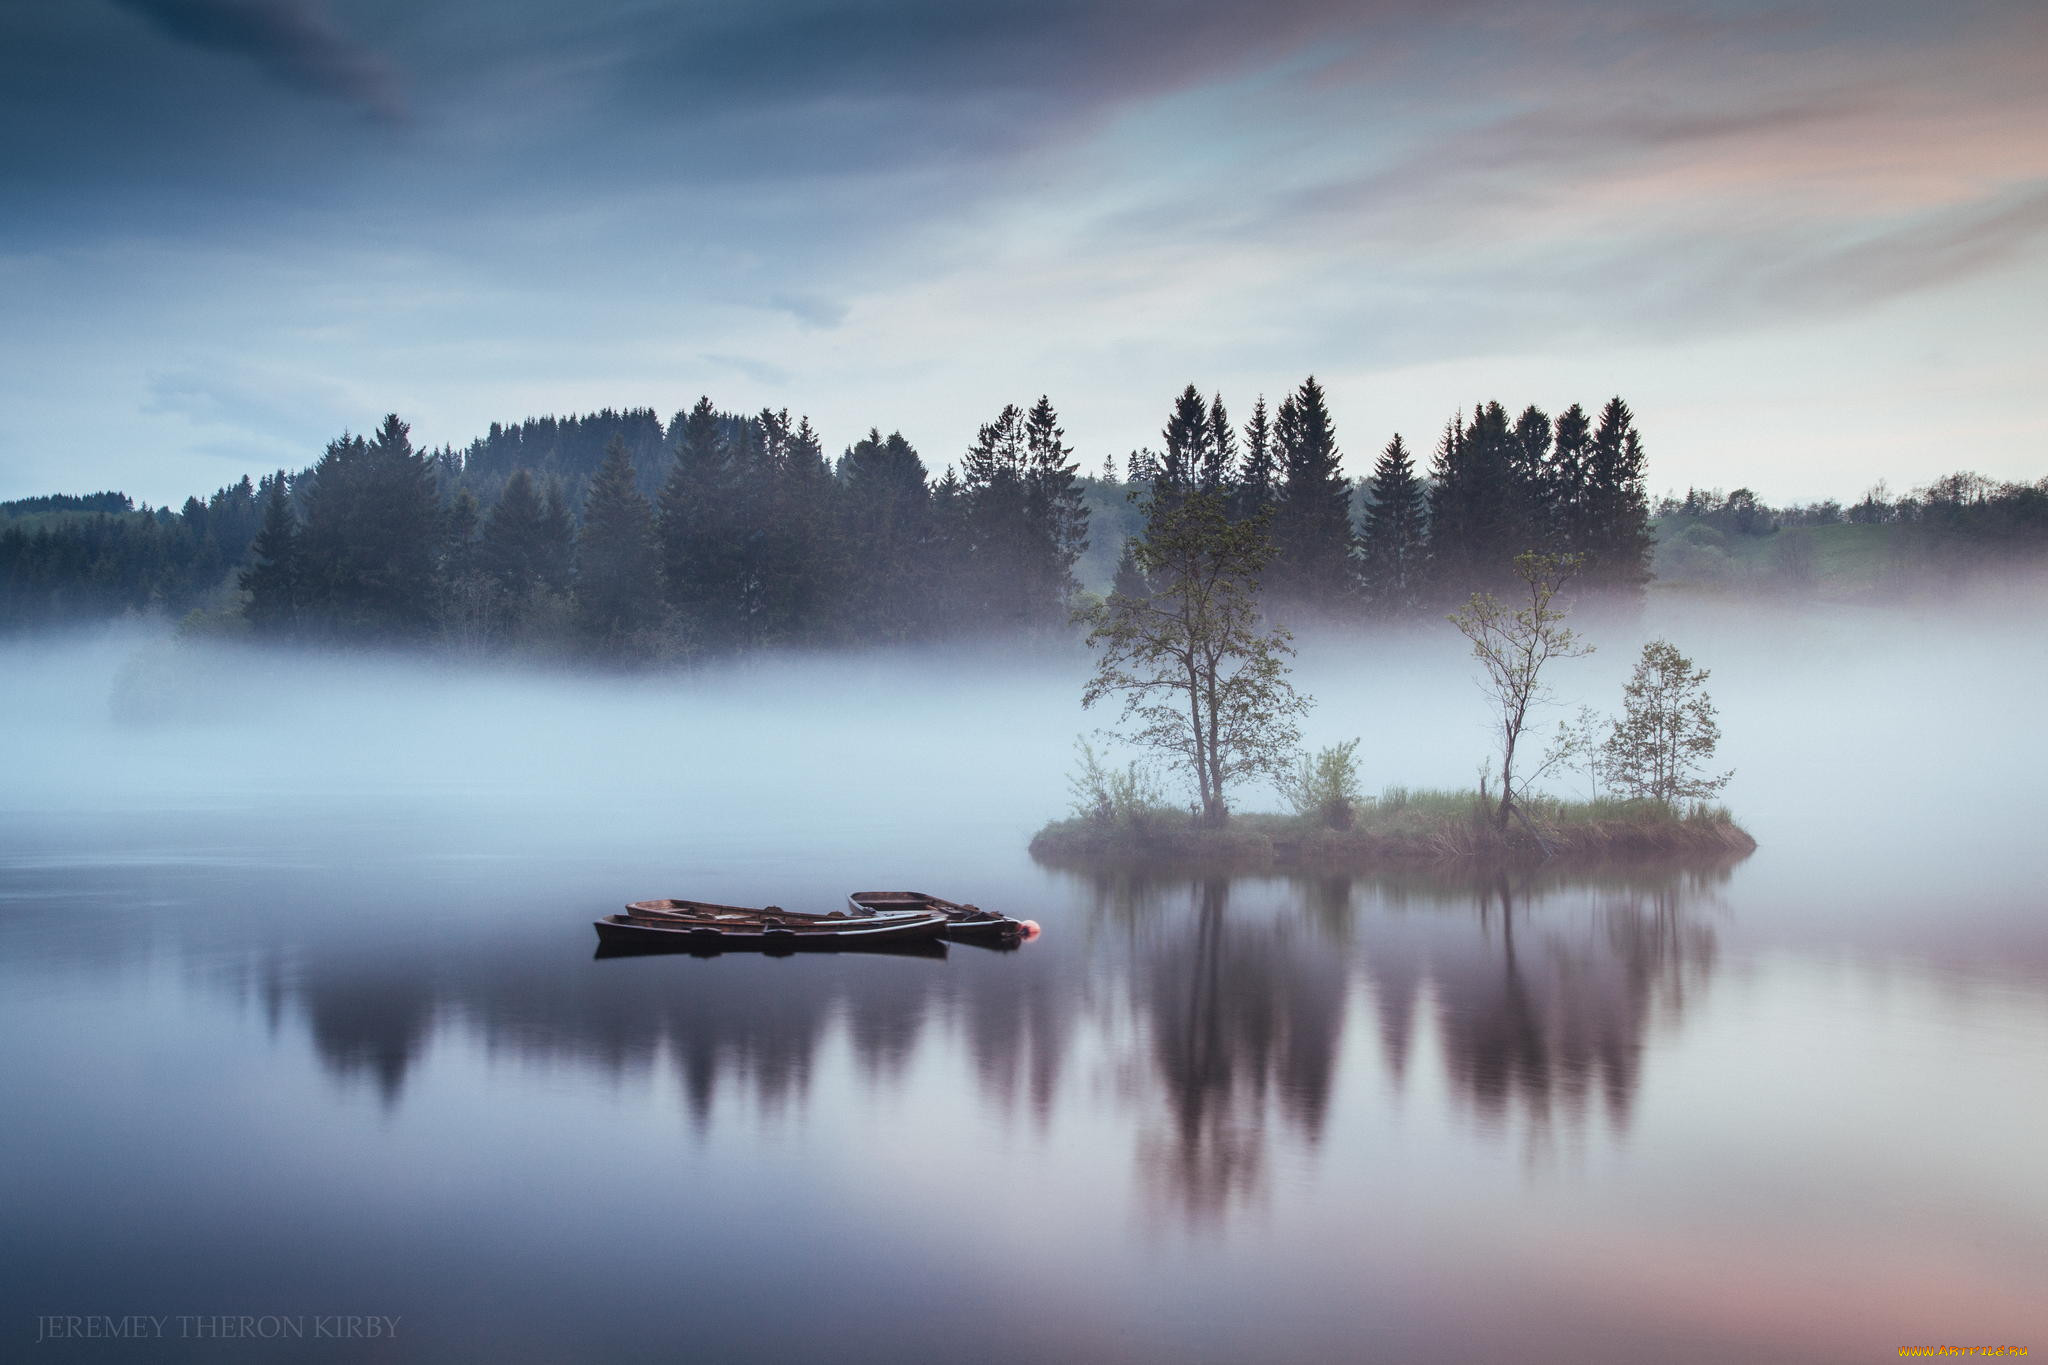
[{"left": 3, "top": 614, "right": 2045, "bottom": 1363}]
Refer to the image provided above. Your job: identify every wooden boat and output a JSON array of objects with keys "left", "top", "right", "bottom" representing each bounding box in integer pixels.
[
  {"left": 847, "top": 891, "right": 1027, "bottom": 941},
  {"left": 594, "top": 898, "right": 948, "bottom": 953}
]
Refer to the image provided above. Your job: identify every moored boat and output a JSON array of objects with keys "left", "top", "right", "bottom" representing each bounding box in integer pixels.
[
  {"left": 846, "top": 891, "right": 1028, "bottom": 940},
  {"left": 595, "top": 898, "right": 948, "bottom": 953}
]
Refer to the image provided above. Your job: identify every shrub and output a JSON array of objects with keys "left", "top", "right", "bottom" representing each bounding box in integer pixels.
[
  {"left": 1066, "top": 738, "right": 1168, "bottom": 827},
  {"left": 1278, "top": 739, "right": 1363, "bottom": 829}
]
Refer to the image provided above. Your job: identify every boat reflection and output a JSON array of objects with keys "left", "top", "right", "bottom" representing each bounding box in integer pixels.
[{"left": 247, "top": 859, "right": 1733, "bottom": 1222}]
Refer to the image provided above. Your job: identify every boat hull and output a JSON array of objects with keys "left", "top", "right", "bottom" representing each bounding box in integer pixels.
[
  {"left": 593, "top": 910, "right": 948, "bottom": 954},
  {"left": 847, "top": 891, "right": 1026, "bottom": 940}
]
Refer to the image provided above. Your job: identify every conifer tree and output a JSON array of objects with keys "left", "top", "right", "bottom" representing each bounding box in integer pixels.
[
  {"left": 838, "top": 428, "right": 932, "bottom": 640},
  {"left": 958, "top": 398, "right": 1087, "bottom": 633},
  {"left": 760, "top": 412, "right": 837, "bottom": 644},
  {"left": 479, "top": 468, "right": 551, "bottom": 614},
  {"left": 1157, "top": 385, "right": 1213, "bottom": 498},
  {"left": 1583, "top": 397, "right": 1653, "bottom": 593},
  {"left": 538, "top": 479, "right": 576, "bottom": 595},
  {"left": 239, "top": 471, "right": 300, "bottom": 635},
  {"left": 1358, "top": 435, "right": 1428, "bottom": 616},
  {"left": 1427, "top": 403, "right": 1520, "bottom": 600},
  {"left": 1234, "top": 396, "right": 1276, "bottom": 522},
  {"left": 1547, "top": 403, "right": 1594, "bottom": 560},
  {"left": 1204, "top": 393, "right": 1237, "bottom": 494},
  {"left": 574, "top": 436, "right": 661, "bottom": 651},
  {"left": 1022, "top": 395, "right": 1090, "bottom": 622},
  {"left": 1269, "top": 376, "right": 1352, "bottom": 611},
  {"left": 297, "top": 414, "right": 441, "bottom": 637},
  {"left": 1110, "top": 540, "right": 1149, "bottom": 601},
  {"left": 1510, "top": 404, "right": 1553, "bottom": 554},
  {"left": 657, "top": 396, "right": 744, "bottom": 647}
]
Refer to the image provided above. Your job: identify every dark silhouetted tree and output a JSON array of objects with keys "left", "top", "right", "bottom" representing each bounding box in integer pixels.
[
  {"left": 1583, "top": 397, "right": 1652, "bottom": 593},
  {"left": 1269, "top": 376, "right": 1352, "bottom": 611},
  {"left": 1358, "top": 435, "right": 1427, "bottom": 615},
  {"left": 574, "top": 436, "right": 661, "bottom": 651},
  {"left": 239, "top": 471, "right": 300, "bottom": 634}
]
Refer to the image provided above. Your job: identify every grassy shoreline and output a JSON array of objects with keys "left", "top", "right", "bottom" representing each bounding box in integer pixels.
[{"left": 1029, "top": 788, "right": 1756, "bottom": 869}]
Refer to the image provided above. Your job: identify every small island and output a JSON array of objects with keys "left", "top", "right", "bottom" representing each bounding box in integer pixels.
[
  {"left": 1031, "top": 789, "right": 1755, "bottom": 871},
  {"left": 1048, "top": 451, "right": 1754, "bottom": 873}
]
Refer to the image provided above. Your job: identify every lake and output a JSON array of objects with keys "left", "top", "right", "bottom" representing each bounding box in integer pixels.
[{"left": 3, "top": 604, "right": 2044, "bottom": 1363}]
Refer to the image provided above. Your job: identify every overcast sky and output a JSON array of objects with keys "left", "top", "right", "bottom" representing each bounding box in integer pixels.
[{"left": 2, "top": 0, "right": 2043, "bottom": 505}]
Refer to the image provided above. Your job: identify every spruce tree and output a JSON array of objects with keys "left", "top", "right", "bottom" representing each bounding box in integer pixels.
[
  {"left": 657, "top": 396, "right": 743, "bottom": 648},
  {"left": 1110, "top": 540, "right": 1149, "bottom": 601},
  {"left": 838, "top": 428, "right": 932, "bottom": 640},
  {"left": 1204, "top": 393, "right": 1237, "bottom": 494},
  {"left": 1234, "top": 396, "right": 1276, "bottom": 522},
  {"left": 1022, "top": 395, "right": 1089, "bottom": 624},
  {"left": 1584, "top": 397, "right": 1653, "bottom": 593},
  {"left": 239, "top": 471, "right": 300, "bottom": 635},
  {"left": 1157, "top": 385, "right": 1212, "bottom": 498},
  {"left": 538, "top": 479, "right": 576, "bottom": 595},
  {"left": 1548, "top": 403, "right": 1594, "bottom": 561},
  {"left": 1426, "top": 403, "right": 1520, "bottom": 600},
  {"left": 479, "top": 468, "right": 550, "bottom": 613},
  {"left": 574, "top": 436, "right": 661, "bottom": 651},
  {"left": 1358, "top": 435, "right": 1427, "bottom": 616},
  {"left": 297, "top": 414, "right": 441, "bottom": 638},
  {"left": 1269, "top": 376, "right": 1352, "bottom": 612}
]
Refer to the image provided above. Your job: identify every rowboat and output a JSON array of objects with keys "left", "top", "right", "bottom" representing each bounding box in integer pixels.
[
  {"left": 594, "top": 898, "right": 949, "bottom": 953},
  {"left": 846, "top": 891, "right": 1028, "bottom": 941}
]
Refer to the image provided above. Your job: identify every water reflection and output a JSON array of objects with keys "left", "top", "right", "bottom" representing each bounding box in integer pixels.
[
  {"left": 1061, "top": 860, "right": 1731, "bottom": 1217},
  {"left": 212, "top": 860, "right": 1733, "bottom": 1232}
]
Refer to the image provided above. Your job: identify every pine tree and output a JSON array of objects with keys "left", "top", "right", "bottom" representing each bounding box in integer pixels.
[
  {"left": 1358, "top": 435, "right": 1427, "bottom": 616},
  {"left": 1510, "top": 404, "right": 1553, "bottom": 555},
  {"left": 537, "top": 480, "right": 576, "bottom": 595},
  {"left": 478, "top": 468, "right": 551, "bottom": 614},
  {"left": 574, "top": 436, "right": 661, "bottom": 651},
  {"left": 239, "top": 471, "right": 300, "bottom": 635},
  {"left": 1234, "top": 396, "right": 1276, "bottom": 522},
  {"left": 1110, "top": 540, "right": 1149, "bottom": 601},
  {"left": 1269, "top": 376, "right": 1352, "bottom": 612},
  {"left": 1548, "top": 403, "right": 1594, "bottom": 560},
  {"left": 838, "top": 428, "right": 932, "bottom": 640},
  {"left": 1204, "top": 393, "right": 1237, "bottom": 494},
  {"left": 1426, "top": 403, "right": 1519, "bottom": 600},
  {"left": 761, "top": 412, "right": 837, "bottom": 644},
  {"left": 958, "top": 398, "right": 1088, "bottom": 634},
  {"left": 1157, "top": 385, "right": 1212, "bottom": 498},
  {"left": 297, "top": 414, "right": 442, "bottom": 638},
  {"left": 1583, "top": 397, "right": 1652, "bottom": 593},
  {"left": 656, "top": 396, "right": 745, "bottom": 648},
  {"left": 1022, "top": 395, "right": 1090, "bottom": 623}
]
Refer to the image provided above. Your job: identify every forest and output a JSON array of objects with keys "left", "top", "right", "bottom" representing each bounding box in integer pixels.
[{"left": 2, "top": 378, "right": 2042, "bottom": 657}]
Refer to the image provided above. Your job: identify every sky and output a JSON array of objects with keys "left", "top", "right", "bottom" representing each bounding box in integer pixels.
[{"left": 1, "top": 0, "right": 2043, "bottom": 507}]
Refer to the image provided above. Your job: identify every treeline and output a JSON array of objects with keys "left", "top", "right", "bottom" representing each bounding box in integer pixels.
[
  {"left": 1653, "top": 473, "right": 2048, "bottom": 593},
  {"left": 0, "top": 379, "right": 1662, "bottom": 652},
  {"left": 0, "top": 481, "right": 265, "bottom": 626},
  {"left": 1122, "top": 380, "right": 1652, "bottom": 615},
  {"left": 1659, "top": 474, "right": 2048, "bottom": 539},
  {"left": 232, "top": 401, "right": 1088, "bottom": 656}
]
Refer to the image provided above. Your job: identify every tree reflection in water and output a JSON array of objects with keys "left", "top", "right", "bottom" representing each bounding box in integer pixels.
[{"left": 242, "top": 859, "right": 1733, "bottom": 1225}]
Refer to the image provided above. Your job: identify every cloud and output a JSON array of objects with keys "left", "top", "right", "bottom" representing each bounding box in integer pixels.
[
  {"left": 767, "top": 292, "right": 849, "bottom": 330},
  {"left": 111, "top": 0, "right": 402, "bottom": 122},
  {"left": 699, "top": 354, "right": 793, "bottom": 388}
]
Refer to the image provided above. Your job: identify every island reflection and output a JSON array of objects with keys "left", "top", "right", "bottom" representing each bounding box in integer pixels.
[{"left": 262, "top": 860, "right": 1733, "bottom": 1222}]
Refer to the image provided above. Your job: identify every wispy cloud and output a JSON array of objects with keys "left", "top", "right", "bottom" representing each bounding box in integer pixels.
[{"left": 112, "top": 0, "right": 402, "bottom": 122}]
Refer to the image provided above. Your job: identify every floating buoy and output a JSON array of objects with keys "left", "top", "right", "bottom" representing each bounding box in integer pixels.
[{"left": 1018, "top": 920, "right": 1041, "bottom": 940}]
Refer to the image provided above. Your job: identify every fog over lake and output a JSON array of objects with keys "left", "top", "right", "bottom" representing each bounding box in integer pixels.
[{"left": 3, "top": 588, "right": 2044, "bottom": 1363}]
